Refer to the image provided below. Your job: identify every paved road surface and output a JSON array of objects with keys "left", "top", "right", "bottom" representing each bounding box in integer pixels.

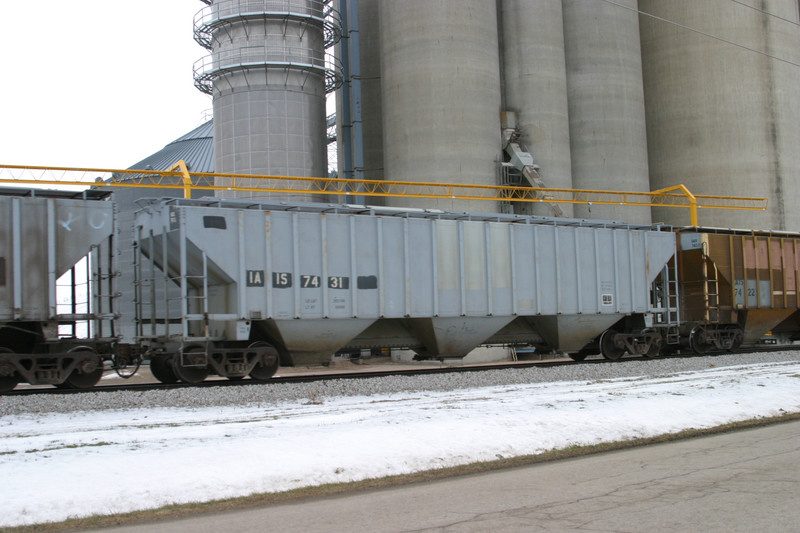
[{"left": 96, "top": 420, "right": 800, "bottom": 532}]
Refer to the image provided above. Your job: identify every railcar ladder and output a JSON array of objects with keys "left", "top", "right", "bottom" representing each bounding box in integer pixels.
[
  {"left": 171, "top": 251, "right": 210, "bottom": 342},
  {"left": 702, "top": 246, "right": 720, "bottom": 323},
  {"left": 653, "top": 260, "right": 681, "bottom": 343},
  {"left": 664, "top": 259, "right": 681, "bottom": 342},
  {"left": 180, "top": 251, "right": 210, "bottom": 341}
]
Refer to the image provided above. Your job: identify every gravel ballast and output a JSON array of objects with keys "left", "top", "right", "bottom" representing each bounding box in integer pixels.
[{"left": 2, "top": 350, "right": 799, "bottom": 417}]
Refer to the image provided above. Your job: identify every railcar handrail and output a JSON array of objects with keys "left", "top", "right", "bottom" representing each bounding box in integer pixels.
[{"left": 0, "top": 162, "right": 768, "bottom": 225}]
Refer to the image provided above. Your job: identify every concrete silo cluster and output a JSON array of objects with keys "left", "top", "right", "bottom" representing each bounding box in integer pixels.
[
  {"left": 190, "top": 0, "right": 800, "bottom": 231},
  {"left": 639, "top": 0, "right": 800, "bottom": 230}
]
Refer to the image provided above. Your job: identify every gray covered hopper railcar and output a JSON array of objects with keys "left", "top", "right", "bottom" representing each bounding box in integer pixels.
[
  {"left": 0, "top": 189, "right": 119, "bottom": 390},
  {"left": 133, "top": 198, "right": 677, "bottom": 381}
]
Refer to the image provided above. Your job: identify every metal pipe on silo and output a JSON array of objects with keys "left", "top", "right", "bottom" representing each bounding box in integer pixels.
[
  {"left": 193, "top": 0, "right": 343, "bottom": 201},
  {"left": 378, "top": 0, "right": 502, "bottom": 212},
  {"left": 337, "top": 0, "right": 370, "bottom": 206},
  {"left": 640, "top": 0, "right": 800, "bottom": 230},
  {"left": 336, "top": 0, "right": 382, "bottom": 205},
  {"left": 500, "top": 0, "right": 573, "bottom": 217},
  {"left": 562, "top": 0, "right": 651, "bottom": 224}
]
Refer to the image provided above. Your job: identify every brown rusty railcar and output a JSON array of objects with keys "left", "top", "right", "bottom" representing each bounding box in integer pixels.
[{"left": 675, "top": 227, "right": 800, "bottom": 353}]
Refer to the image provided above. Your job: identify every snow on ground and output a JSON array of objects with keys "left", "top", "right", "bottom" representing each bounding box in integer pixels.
[{"left": 1, "top": 360, "right": 799, "bottom": 527}]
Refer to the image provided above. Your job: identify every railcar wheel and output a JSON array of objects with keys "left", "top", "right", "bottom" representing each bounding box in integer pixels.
[
  {"left": 149, "top": 355, "right": 178, "bottom": 384},
  {"left": 689, "top": 326, "right": 711, "bottom": 355},
  {"left": 568, "top": 352, "right": 588, "bottom": 362},
  {"left": 599, "top": 329, "right": 625, "bottom": 361},
  {"left": 0, "top": 376, "right": 18, "bottom": 393},
  {"left": 172, "top": 346, "right": 209, "bottom": 384},
  {"left": 64, "top": 347, "right": 104, "bottom": 389},
  {"left": 0, "top": 348, "right": 19, "bottom": 392},
  {"left": 249, "top": 342, "right": 280, "bottom": 381}
]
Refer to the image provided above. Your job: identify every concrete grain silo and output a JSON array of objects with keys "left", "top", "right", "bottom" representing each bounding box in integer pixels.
[
  {"left": 500, "top": 0, "right": 573, "bottom": 217},
  {"left": 640, "top": 0, "right": 800, "bottom": 230},
  {"left": 378, "top": 0, "right": 502, "bottom": 212},
  {"left": 357, "top": 0, "right": 383, "bottom": 183},
  {"left": 562, "top": 0, "right": 651, "bottom": 223},
  {"left": 193, "top": 0, "right": 341, "bottom": 200}
]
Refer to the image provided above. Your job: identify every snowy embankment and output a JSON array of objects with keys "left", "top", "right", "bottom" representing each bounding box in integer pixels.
[{"left": 1, "top": 353, "right": 799, "bottom": 527}]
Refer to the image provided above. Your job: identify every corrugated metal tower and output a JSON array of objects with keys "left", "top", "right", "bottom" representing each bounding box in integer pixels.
[
  {"left": 562, "top": 0, "right": 651, "bottom": 224},
  {"left": 378, "top": 0, "right": 502, "bottom": 212},
  {"left": 640, "top": 0, "right": 800, "bottom": 230},
  {"left": 500, "top": 0, "right": 573, "bottom": 217},
  {"left": 193, "top": 0, "right": 342, "bottom": 200}
]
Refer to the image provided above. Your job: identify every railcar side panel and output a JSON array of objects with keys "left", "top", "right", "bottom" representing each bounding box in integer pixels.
[
  {"left": 134, "top": 199, "right": 677, "bottom": 364},
  {"left": 0, "top": 196, "right": 115, "bottom": 323}
]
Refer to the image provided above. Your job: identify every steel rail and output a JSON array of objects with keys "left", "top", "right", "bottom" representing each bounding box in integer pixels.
[{"left": 5, "top": 344, "right": 797, "bottom": 396}]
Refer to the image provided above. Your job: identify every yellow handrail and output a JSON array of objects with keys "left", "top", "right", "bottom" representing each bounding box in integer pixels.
[
  {"left": 167, "top": 160, "right": 193, "bottom": 200},
  {"left": 0, "top": 161, "right": 768, "bottom": 223},
  {"left": 650, "top": 184, "right": 699, "bottom": 225}
]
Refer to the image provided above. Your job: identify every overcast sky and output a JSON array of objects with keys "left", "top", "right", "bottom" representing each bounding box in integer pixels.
[{"left": 1, "top": 1, "right": 212, "bottom": 169}]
